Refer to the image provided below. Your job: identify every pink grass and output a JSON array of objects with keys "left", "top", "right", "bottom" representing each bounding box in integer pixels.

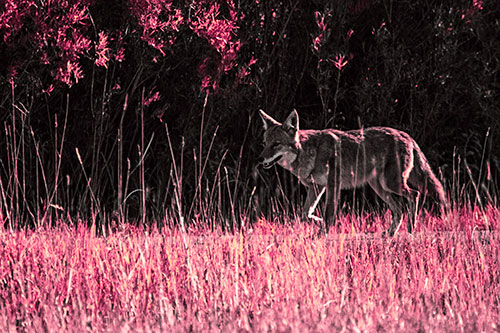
[{"left": 1, "top": 207, "right": 499, "bottom": 331}]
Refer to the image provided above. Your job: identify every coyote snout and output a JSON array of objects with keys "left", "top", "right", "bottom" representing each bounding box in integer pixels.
[
  {"left": 258, "top": 109, "right": 448, "bottom": 236},
  {"left": 258, "top": 152, "right": 282, "bottom": 169}
]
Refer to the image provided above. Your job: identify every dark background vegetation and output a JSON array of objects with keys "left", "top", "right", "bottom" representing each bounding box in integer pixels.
[{"left": 0, "top": 0, "right": 498, "bottom": 229}]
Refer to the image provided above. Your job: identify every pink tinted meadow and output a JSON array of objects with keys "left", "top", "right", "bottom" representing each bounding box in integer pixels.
[{"left": 1, "top": 208, "right": 499, "bottom": 331}]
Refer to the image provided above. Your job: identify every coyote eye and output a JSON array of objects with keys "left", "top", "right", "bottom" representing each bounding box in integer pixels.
[{"left": 271, "top": 143, "right": 280, "bottom": 149}]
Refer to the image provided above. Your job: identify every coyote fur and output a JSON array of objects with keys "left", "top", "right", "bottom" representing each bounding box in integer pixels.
[{"left": 258, "top": 109, "right": 448, "bottom": 236}]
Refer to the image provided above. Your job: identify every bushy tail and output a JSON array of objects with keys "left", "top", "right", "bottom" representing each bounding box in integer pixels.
[{"left": 413, "top": 148, "right": 450, "bottom": 214}]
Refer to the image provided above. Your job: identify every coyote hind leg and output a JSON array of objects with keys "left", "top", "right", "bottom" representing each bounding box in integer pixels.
[
  {"left": 406, "top": 190, "right": 420, "bottom": 233},
  {"left": 368, "top": 178, "right": 405, "bottom": 237},
  {"left": 369, "top": 176, "right": 420, "bottom": 236}
]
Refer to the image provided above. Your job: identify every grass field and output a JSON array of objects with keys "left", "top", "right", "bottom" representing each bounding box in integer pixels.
[{"left": 1, "top": 207, "right": 499, "bottom": 331}]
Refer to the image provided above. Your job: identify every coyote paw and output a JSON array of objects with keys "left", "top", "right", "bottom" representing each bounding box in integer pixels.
[
  {"left": 307, "top": 214, "right": 323, "bottom": 223},
  {"left": 301, "top": 211, "right": 323, "bottom": 222},
  {"left": 304, "top": 206, "right": 322, "bottom": 221}
]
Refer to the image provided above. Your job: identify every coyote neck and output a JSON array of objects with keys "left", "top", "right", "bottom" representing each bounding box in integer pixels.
[
  {"left": 278, "top": 130, "right": 327, "bottom": 186},
  {"left": 277, "top": 149, "right": 299, "bottom": 173}
]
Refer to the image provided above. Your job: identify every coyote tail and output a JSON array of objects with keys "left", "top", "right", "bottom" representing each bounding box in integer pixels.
[{"left": 415, "top": 148, "right": 449, "bottom": 213}]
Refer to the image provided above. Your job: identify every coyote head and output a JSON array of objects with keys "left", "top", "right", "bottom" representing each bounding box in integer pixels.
[{"left": 258, "top": 110, "right": 299, "bottom": 169}]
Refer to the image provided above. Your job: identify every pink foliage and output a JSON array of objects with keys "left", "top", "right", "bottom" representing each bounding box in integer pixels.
[
  {"left": 191, "top": 1, "right": 241, "bottom": 92},
  {"left": 127, "top": 0, "right": 245, "bottom": 92},
  {"left": 330, "top": 54, "right": 349, "bottom": 71},
  {"left": 191, "top": 3, "right": 236, "bottom": 55},
  {"left": 461, "top": 0, "right": 484, "bottom": 21},
  {"left": 312, "top": 11, "right": 329, "bottom": 52},
  {"left": 0, "top": 0, "right": 27, "bottom": 44},
  {"left": 1, "top": 0, "right": 248, "bottom": 91},
  {"left": 346, "top": 28, "right": 354, "bottom": 40},
  {"left": 0, "top": 1, "right": 128, "bottom": 87},
  {"left": 55, "top": 60, "right": 84, "bottom": 86},
  {"left": 95, "top": 31, "right": 110, "bottom": 68},
  {"left": 236, "top": 56, "right": 256, "bottom": 84},
  {"left": 128, "top": 0, "right": 183, "bottom": 56},
  {"left": 144, "top": 89, "right": 161, "bottom": 107},
  {"left": 0, "top": 0, "right": 97, "bottom": 87},
  {"left": 473, "top": 0, "right": 484, "bottom": 10}
]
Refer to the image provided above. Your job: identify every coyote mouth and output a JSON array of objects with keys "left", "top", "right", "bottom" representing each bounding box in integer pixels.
[{"left": 262, "top": 154, "right": 283, "bottom": 169}]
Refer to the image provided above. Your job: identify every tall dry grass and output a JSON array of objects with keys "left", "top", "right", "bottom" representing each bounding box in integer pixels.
[{"left": 0, "top": 210, "right": 499, "bottom": 331}]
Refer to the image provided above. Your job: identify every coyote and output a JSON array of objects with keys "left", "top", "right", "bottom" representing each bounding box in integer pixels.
[{"left": 258, "top": 109, "right": 448, "bottom": 236}]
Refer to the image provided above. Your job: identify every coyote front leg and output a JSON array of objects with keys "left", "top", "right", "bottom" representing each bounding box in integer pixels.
[
  {"left": 303, "top": 185, "right": 325, "bottom": 223},
  {"left": 325, "top": 185, "right": 340, "bottom": 233},
  {"left": 325, "top": 154, "right": 341, "bottom": 232}
]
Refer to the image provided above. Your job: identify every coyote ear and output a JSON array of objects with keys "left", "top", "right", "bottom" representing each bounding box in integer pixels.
[
  {"left": 259, "top": 109, "right": 281, "bottom": 130},
  {"left": 283, "top": 110, "right": 299, "bottom": 133}
]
